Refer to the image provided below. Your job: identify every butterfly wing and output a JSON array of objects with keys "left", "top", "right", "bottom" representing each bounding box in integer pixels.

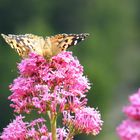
[
  {"left": 46, "top": 33, "right": 89, "bottom": 56},
  {"left": 1, "top": 34, "right": 45, "bottom": 58},
  {"left": 1, "top": 33, "right": 89, "bottom": 58}
]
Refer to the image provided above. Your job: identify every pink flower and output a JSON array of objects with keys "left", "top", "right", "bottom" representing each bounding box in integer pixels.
[
  {"left": 18, "top": 52, "right": 46, "bottom": 76},
  {"left": 26, "top": 118, "right": 48, "bottom": 139},
  {"left": 129, "top": 89, "right": 140, "bottom": 106},
  {"left": 0, "top": 116, "right": 49, "bottom": 140},
  {"left": 123, "top": 106, "right": 140, "bottom": 120},
  {"left": 0, "top": 115, "right": 27, "bottom": 140},
  {"left": 123, "top": 89, "right": 140, "bottom": 120},
  {"left": 2, "top": 51, "right": 103, "bottom": 139},
  {"left": 9, "top": 52, "right": 90, "bottom": 114},
  {"left": 117, "top": 119, "right": 140, "bottom": 140},
  {"left": 117, "top": 89, "right": 140, "bottom": 140},
  {"left": 63, "top": 107, "right": 103, "bottom": 135},
  {"left": 56, "top": 128, "right": 69, "bottom": 140}
]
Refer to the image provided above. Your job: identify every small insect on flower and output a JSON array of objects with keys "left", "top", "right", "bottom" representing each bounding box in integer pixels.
[{"left": 1, "top": 33, "right": 89, "bottom": 59}]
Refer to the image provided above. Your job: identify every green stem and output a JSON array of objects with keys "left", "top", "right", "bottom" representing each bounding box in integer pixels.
[
  {"left": 66, "top": 127, "right": 75, "bottom": 140},
  {"left": 66, "top": 132, "right": 74, "bottom": 140},
  {"left": 51, "top": 112, "right": 57, "bottom": 140}
]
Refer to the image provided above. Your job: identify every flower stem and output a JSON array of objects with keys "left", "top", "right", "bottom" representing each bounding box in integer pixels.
[
  {"left": 66, "top": 129, "right": 75, "bottom": 140},
  {"left": 51, "top": 112, "right": 57, "bottom": 140},
  {"left": 66, "top": 133, "right": 74, "bottom": 140}
]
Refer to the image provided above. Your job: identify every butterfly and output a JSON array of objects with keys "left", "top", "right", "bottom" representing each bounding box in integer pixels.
[{"left": 1, "top": 33, "right": 89, "bottom": 59}]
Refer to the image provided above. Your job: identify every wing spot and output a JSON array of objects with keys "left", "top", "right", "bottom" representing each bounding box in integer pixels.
[
  {"left": 61, "top": 44, "right": 67, "bottom": 50},
  {"left": 65, "top": 39, "right": 68, "bottom": 43},
  {"left": 74, "top": 40, "right": 78, "bottom": 45}
]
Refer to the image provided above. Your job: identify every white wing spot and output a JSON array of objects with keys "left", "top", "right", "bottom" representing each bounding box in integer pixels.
[{"left": 74, "top": 40, "right": 77, "bottom": 45}]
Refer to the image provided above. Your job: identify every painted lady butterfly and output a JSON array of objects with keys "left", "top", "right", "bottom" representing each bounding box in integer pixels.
[{"left": 1, "top": 33, "right": 89, "bottom": 59}]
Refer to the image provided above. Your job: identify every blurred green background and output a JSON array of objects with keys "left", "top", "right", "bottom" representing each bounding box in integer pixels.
[{"left": 0, "top": 0, "right": 140, "bottom": 139}]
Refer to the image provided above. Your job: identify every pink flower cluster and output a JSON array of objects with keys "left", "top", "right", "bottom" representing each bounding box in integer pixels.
[
  {"left": 117, "top": 88, "right": 140, "bottom": 140},
  {"left": 0, "top": 116, "right": 27, "bottom": 140},
  {"left": 63, "top": 107, "right": 103, "bottom": 135},
  {"left": 9, "top": 52, "right": 90, "bottom": 114},
  {"left": 0, "top": 115, "right": 67, "bottom": 140},
  {"left": 123, "top": 89, "right": 140, "bottom": 120},
  {"left": 1, "top": 51, "right": 103, "bottom": 139}
]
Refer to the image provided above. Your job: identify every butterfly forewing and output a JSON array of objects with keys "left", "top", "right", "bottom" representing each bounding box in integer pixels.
[
  {"left": 1, "top": 34, "right": 45, "bottom": 58},
  {"left": 48, "top": 33, "right": 89, "bottom": 56}
]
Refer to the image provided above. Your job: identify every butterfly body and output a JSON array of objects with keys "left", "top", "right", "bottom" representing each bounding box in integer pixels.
[{"left": 1, "top": 33, "right": 89, "bottom": 59}]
